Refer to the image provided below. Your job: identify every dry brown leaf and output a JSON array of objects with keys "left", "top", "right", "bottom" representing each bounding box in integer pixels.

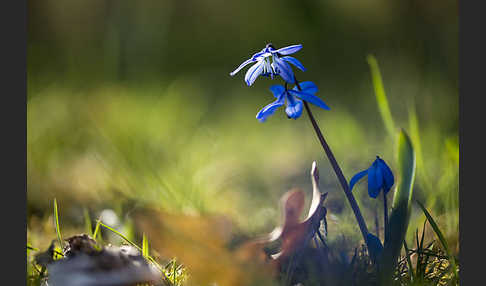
[
  {"left": 134, "top": 161, "right": 327, "bottom": 286},
  {"left": 134, "top": 209, "right": 276, "bottom": 286},
  {"left": 246, "top": 161, "right": 328, "bottom": 269}
]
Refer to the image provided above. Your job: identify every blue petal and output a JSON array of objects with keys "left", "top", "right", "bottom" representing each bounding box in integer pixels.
[
  {"left": 294, "top": 81, "right": 318, "bottom": 94},
  {"left": 250, "top": 47, "right": 269, "bottom": 60},
  {"left": 349, "top": 169, "right": 368, "bottom": 191},
  {"left": 366, "top": 233, "right": 383, "bottom": 263},
  {"left": 251, "top": 51, "right": 265, "bottom": 61},
  {"left": 275, "top": 44, "right": 303, "bottom": 55},
  {"left": 230, "top": 58, "right": 256, "bottom": 76},
  {"left": 281, "top": 56, "right": 306, "bottom": 71},
  {"left": 272, "top": 55, "right": 295, "bottom": 84},
  {"left": 367, "top": 162, "right": 383, "bottom": 198},
  {"left": 285, "top": 94, "right": 303, "bottom": 119},
  {"left": 269, "top": 85, "right": 285, "bottom": 98},
  {"left": 378, "top": 158, "right": 394, "bottom": 194},
  {"left": 256, "top": 95, "right": 285, "bottom": 122},
  {"left": 265, "top": 45, "right": 275, "bottom": 53},
  {"left": 288, "top": 90, "right": 330, "bottom": 110},
  {"left": 244, "top": 61, "right": 264, "bottom": 86}
]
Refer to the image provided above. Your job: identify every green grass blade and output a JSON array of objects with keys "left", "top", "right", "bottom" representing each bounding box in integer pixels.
[
  {"left": 379, "top": 129, "right": 416, "bottom": 284},
  {"left": 53, "top": 198, "right": 63, "bottom": 248},
  {"left": 142, "top": 233, "right": 149, "bottom": 257},
  {"left": 407, "top": 105, "right": 437, "bottom": 208},
  {"left": 415, "top": 229, "right": 419, "bottom": 249},
  {"left": 416, "top": 200, "right": 449, "bottom": 254},
  {"left": 97, "top": 221, "right": 169, "bottom": 282},
  {"left": 172, "top": 259, "right": 177, "bottom": 284},
  {"left": 403, "top": 240, "right": 414, "bottom": 282},
  {"left": 97, "top": 220, "right": 142, "bottom": 252},
  {"left": 367, "top": 54, "right": 395, "bottom": 138},
  {"left": 419, "top": 219, "right": 426, "bottom": 251},
  {"left": 414, "top": 229, "right": 421, "bottom": 279},
  {"left": 416, "top": 200, "right": 458, "bottom": 279},
  {"left": 83, "top": 208, "right": 93, "bottom": 236},
  {"left": 93, "top": 218, "right": 102, "bottom": 240},
  {"left": 408, "top": 107, "right": 426, "bottom": 180}
]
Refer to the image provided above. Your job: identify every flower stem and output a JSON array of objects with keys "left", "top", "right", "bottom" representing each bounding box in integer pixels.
[
  {"left": 383, "top": 192, "right": 389, "bottom": 242},
  {"left": 374, "top": 209, "right": 380, "bottom": 240},
  {"left": 289, "top": 77, "right": 369, "bottom": 246},
  {"left": 301, "top": 101, "right": 369, "bottom": 243}
]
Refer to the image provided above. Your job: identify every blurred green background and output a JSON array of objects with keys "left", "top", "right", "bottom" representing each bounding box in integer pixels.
[{"left": 27, "top": 0, "right": 458, "bottom": 253}]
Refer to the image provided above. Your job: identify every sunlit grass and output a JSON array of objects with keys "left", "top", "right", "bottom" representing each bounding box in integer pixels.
[
  {"left": 27, "top": 200, "right": 187, "bottom": 286},
  {"left": 27, "top": 76, "right": 458, "bottom": 251}
]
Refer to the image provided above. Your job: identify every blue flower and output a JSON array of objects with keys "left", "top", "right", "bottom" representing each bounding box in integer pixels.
[
  {"left": 229, "top": 44, "right": 306, "bottom": 86},
  {"left": 349, "top": 156, "right": 394, "bottom": 198},
  {"left": 256, "top": 81, "right": 330, "bottom": 122}
]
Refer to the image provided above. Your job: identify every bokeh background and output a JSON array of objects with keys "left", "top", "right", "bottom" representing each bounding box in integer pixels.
[{"left": 27, "top": 0, "right": 458, "bottom": 257}]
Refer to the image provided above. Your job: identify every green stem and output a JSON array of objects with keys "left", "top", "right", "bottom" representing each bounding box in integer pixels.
[
  {"left": 293, "top": 78, "right": 369, "bottom": 246},
  {"left": 374, "top": 209, "right": 380, "bottom": 240},
  {"left": 383, "top": 191, "right": 389, "bottom": 242}
]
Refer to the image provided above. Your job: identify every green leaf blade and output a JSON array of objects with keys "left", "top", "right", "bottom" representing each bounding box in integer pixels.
[
  {"left": 416, "top": 200, "right": 449, "bottom": 255},
  {"left": 379, "top": 129, "right": 416, "bottom": 283},
  {"left": 416, "top": 200, "right": 457, "bottom": 280},
  {"left": 93, "top": 218, "right": 102, "bottom": 240},
  {"left": 97, "top": 221, "right": 142, "bottom": 252},
  {"left": 403, "top": 240, "right": 414, "bottom": 282},
  {"left": 142, "top": 233, "right": 149, "bottom": 258},
  {"left": 53, "top": 198, "right": 63, "bottom": 249},
  {"left": 367, "top": 54, "right": 395, "bottom": 138}
]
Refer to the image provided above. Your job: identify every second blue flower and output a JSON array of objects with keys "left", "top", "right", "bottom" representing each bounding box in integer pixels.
[{"left": 256, "top": 81, "right": 330, "bottom": 122}]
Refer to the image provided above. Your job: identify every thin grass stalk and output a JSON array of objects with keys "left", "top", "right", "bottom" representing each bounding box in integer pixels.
[
  {"left": 53, "top": 198, "right": 63, "bottom": 249},
  {"left": 403, "top": 240, "right": 414, "bottom": 282},
  {"left": 97, "top": 220, "right": 171, "bottom": 283}
]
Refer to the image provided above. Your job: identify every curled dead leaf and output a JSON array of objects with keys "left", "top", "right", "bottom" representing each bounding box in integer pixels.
[
  {"left": 245, "top": 161, "right": 328, "bottom": 269},
  {"left": 134, "top": 161, "right": 328, "bottom": 286}
]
